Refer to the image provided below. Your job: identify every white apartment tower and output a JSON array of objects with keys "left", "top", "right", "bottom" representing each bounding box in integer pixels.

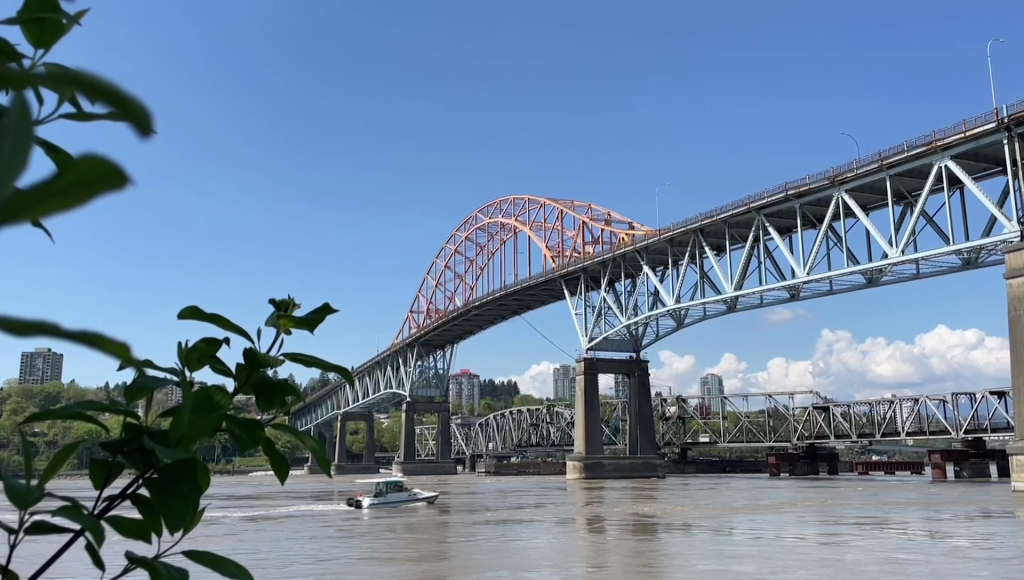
[
  {"left": 699, "top": 372, "right": 725, "bottom": 413},
  {"left": 449, "top": 369, "right": 481, "bottom": 413},
  {"left": 552, "top": 364, "right": 576, "bottom": 403}
]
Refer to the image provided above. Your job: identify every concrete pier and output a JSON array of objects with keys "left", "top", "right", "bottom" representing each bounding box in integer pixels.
[
  {"left": 1002, "top": 241, "right": 1024, "bottom": 491},
  {"left": 392, "top": 400, "right": 456, "bottom": 476},
  {"left": 566, "top": 356, "right": 664, "bottom": 480}
]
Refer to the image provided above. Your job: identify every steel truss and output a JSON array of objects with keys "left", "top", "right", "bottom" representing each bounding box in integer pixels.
[
  {"left": 294, "top": 101, "right": 1024, "bottom": 433},
  {"left": 566, "top": 126, "right": 1024, "bottom": 351},
  {"left": 290, "top": 344, "right": 454, "bottom": 432},
  {"left": 416, "top": 390, "right": 1015, "bottom": 457}
]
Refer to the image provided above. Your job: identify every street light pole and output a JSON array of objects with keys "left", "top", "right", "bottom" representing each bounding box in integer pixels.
[
  {"left": 988, "top": 38, "right": 1005, "bottom": 111},
  {"left": 655, "top": 182, "right": 670, "bottom": 230},
  {"left": 840, "top": 132, "right": 861, "bottom": 168}
]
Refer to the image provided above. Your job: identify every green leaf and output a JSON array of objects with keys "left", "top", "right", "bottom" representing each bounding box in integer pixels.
[
  {"left": 182, "top": 550, "right": 253, "bottom": 580},
  {"left": 38, "top": 440, "right": 83, "bottom": 486},
  {"left": 277, "top": 302, "right": 339, "bottom": 335},
  {"left": 64, "top": 8, "right": 88, "bottom": 33},
  {"left": 176, "top": 306, "right": 255, "bottom": 346},
  {"left": 19, "top": 407, "right": 109, "bottom": 433},
  {"left": 280, "top": 353, "right": 354, "bottom": 387},
  {"left": 117, "top": 357, "right": 179, "bottom": 377},
  {"left": 53, "top": 504, "right": 104, "bottom": 548},
  {"left": 125, "top": 551, "right": 190, "bottom": 580},
  {"left": 16, "top": 0, "right": 68, "bottom": 51},
  {"left": 224, "top": 415, "right": 265, "bottom": 452},
  {"left": 128, "top": 493, "right": 162, "bottom": 539},
  {"left": 4, "top": 480, "right": 38, "bottom": 518},
  {"left": 260, "top": 438, "right": 290, "bottom": 485},
  {"left": 0, "top": 90, "right": 33, "bottom": 198},
  {"left": 250, "top": 373, "right": 304, "bottom": 414},
  {"left": 184, "top": 336, "right": 229, "bottom": 373},
  {"left": 0, "top": 314, "right": 132, "bottom": 362},
  {"left": 0, "top": 36, "right": 28, "bottom": 64},
  {"left": 142, "top": 436, "right": 192, "bottom": 463},
  {"left": 0, "top": 564, "right": 18, "bottom": 580},
  {"left": 270, "top": 423, "right": 332, "bottom": 478},
  {"left": 207, "top": 356, "right": 234, "bottom": 379},
  {"left": 124, "top": 374, "right": 174, "bottom": 405},
  {"left": 55, "top": 111, "right": 129, "bottom": 124},
  {"left": 0, "top": 520, "right": 15, "bottom": 534},
  {"left": 0, "top": 154, "right": 130, "bottom": 230},
  {"left": 105, "top": 515, "right": 152, "bottom": 544},
  {"left": 18, "top": 430, "right": 33, "bottom": 483},
  {"left": 24, "top": 400, "right": 139, "bottom": 427},
  {"left": 84, "top": 539, "right": 105, "bottom": 573},
  {"left": 23, "top": 520, "right": 75, "bottom": 536},
  {"left": 38, "top": 63, "right": 154, "bottom": 137},
  {"left": 87, "top": 458, "right": 125, "bottom": 492},
  {"left": 242, "top": 347, "right": 283, "bottom": 371},
  {"left": 171, "top": 386, "right": 231, "bottom": 448},
  {"left": 33, "top": 135, "right": 72, "bottom": 170},
  {"left": 1, "top": 474, "right": 44, "bottom": 511},
  {"left": 143, "top": 459, "right": 207, "bottom": 536},
  {"left": 183, "top": 505, "right": 205, "bottom": 537},
  {"left": 30, "top": 219, "right": 53, "bottom": 243}
]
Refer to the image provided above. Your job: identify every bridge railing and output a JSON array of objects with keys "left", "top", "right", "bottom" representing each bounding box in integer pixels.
[{"left": 391, "top": 98, "right": 1024, "bottom": 354}]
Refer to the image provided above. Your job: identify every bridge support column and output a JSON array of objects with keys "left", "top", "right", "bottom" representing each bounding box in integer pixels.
[
  {"left": 566, "top": 356, "right": 664, "bottom": 480},
  {"left": 332, "top": 414, "right": 379, "bottom": 475},
  {"left": 393, "top": 401, "right": 457, "bottom": 476},
  {"left": 363, "top": 416, "right": 376, "bottom": 465},
  {"left": 1003, "top": 241, "right": 1024, "bottom": 491},
  {"left": 436, "top": 410, "right": 451, "bottom": 461}
]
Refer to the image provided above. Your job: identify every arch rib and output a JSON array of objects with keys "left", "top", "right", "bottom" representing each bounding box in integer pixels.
[{"left": 397, "top": 195, "right": 650, "bottom": 343}]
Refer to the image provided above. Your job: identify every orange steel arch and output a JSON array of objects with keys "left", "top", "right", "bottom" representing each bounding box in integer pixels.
[{"left": 396, "top": 195, "right": 651, "bottom": 342}]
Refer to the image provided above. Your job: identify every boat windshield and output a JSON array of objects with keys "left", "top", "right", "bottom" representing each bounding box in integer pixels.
[{"left": 373, "top": 480, "right": 407, "bottom": 497}]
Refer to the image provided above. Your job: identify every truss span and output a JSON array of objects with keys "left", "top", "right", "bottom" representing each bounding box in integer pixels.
[
  {"left": 292, "top": 99, "right": 1024, "bottom": 433},
  {"left": 397, "top": 195, "right": 651, "bottom": 343},
  {"left": 415, "top": 390, "right": 1015, "bottom": 458}
]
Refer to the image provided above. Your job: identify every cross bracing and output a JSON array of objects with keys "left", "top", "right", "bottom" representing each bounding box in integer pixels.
[
  {"left": 292, "top": 100, "right": 1024, "bottom": 433},
  {"left": 415, "top": 389, "right": 1014, "bottom": 458}
]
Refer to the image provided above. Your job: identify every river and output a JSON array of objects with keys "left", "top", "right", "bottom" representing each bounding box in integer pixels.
[{"left": 4, "top": 473, "right": 1024, "bottom": 579}]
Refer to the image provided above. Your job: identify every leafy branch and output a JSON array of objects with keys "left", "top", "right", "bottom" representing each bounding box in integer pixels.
[{"left": 0, "top": 1, "right": 350, "bottom": 578}]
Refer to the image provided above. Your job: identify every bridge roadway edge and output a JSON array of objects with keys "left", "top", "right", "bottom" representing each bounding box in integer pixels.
[{"left": 1002, "top": 241, "right": 1024, "bottom": 491}]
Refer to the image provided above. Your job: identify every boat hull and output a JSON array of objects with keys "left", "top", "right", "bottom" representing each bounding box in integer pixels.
[{"left": 348, "top": 492, "right": 440, "bottom": 509}]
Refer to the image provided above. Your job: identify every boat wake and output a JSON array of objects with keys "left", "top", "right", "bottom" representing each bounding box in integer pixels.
[{"left": 205, "top": 503, "right": 354, "bottom": 518}]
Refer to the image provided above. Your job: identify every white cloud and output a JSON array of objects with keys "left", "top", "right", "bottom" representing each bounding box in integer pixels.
[
  {"left": 762, "top": 306, "right": 810, "bottom": 323},
  {"left": 502, "top": 324, "right": 1010, "bottom": 402},
  {"left": 495, "top": 361, "right": 557, "bottom": 398}
]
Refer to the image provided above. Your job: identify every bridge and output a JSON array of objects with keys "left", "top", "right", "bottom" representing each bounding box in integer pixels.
[
  {"left": 290, "top": 98, "right": 1024, "bottom": 479},
  {"left": 413, "top": 389, "right": 1015, "bottom": 458}
]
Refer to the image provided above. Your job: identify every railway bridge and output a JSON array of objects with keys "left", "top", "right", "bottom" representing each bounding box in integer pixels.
[{"left": 290, "top": 99, "right": 1024, "bottom": 483}]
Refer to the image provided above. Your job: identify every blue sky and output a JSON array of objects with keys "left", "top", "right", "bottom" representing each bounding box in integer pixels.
[{"left": 1, "top": 0, "right": 1022, "bottom": 396}]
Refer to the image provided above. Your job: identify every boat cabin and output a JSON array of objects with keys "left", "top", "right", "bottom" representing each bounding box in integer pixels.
[{"left": 367, "top": 478, "right": 407, "bottom": 498}]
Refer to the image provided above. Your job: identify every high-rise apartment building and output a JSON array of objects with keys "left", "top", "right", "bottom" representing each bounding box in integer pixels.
[
  {"left": 699, "top": 372, "right": 725, "bottom": 413},
  {"left": 18, "top": 348, "right": 64, "bottom": 385},
  {"left": 449, "top": 369, "right": 481, "bottom": 413},
  {"left": 552, "top": 363, "right": 576, "bottom": 402}
]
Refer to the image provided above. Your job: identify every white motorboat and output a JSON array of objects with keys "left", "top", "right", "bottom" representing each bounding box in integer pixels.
[{"left": 345, "top": 477, "right": 439, "bottom": 509}]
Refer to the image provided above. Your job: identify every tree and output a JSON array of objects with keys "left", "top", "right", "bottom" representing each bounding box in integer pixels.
[
  {"left": 0, "top": 4, "right": 346, "bottom": 578},
  {"left": 513, "top": 394, "right": 542, "bottom": 407},
  {"left": 449, "top": 401, "right": 463, "bottom": 416},
  {"left": 1, "top": 379, "right": 17, "bottom": 390}
]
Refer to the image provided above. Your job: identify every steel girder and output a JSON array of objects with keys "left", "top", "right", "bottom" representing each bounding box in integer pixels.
[
  {"left": 565, "top": 122, "right": 1024, "bottom": 352},
  {"left": 289, "top": 344, "right": 454, "bottom": 432},
  {"left": 294, "top": 100, "right": 1024, "bottom": 432},
  {"left": 418, "top": 389, "right": 1015, "bottom": 456}
]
